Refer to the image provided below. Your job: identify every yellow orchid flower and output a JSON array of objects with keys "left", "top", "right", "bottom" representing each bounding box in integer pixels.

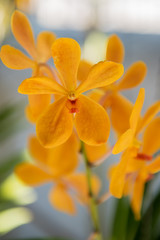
[
  {"left": 0, "top": 10, "right": 56, "bottom": 123},
  {"left": 15, "top": 133, "right": 100, "bottom": 214},
  {"left": 125, "top": 117, "right": 160, "bottom": 219},
  {"left": 109, "top": 116, "right": 160, "bottom": 218},
  {"left": 109, "top": 88, "right": 160, "bottom": 198},
  {"left": 18, "top": 37, "right": 124, "bottom": 148}
]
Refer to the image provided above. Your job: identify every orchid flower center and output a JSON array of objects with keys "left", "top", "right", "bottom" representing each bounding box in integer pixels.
[{"left": 68, "top": 91, "right": 77, "bottom": 101}]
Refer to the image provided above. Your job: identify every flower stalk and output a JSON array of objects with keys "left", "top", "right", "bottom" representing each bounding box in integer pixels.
[{"left": 81, "top": 142, "right": 103, "bottom": 240}]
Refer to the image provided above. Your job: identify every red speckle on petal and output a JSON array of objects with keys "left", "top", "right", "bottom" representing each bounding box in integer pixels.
[
  {"left": 136, "top": 153, "right": 153, "bottom": 161},
  {"left": 66, "top": 98, "right": 81, "bottom": 114}
]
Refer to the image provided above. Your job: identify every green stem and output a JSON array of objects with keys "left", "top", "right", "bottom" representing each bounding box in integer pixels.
[{"left": 81, "top": 142, "right": 103, "bottom": 240}]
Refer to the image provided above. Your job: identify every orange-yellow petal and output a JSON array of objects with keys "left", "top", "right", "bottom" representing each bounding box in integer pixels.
[
  {"left": 131, "top": 175, "right": 146, "bottom": 220},
  {"left": 37, "top": 31, "right": 56, "bottom": 62},
  {"left": 76, "top": 61, "right": 124, "bottom": 94},
  {"left": 109, "top": 150, "right": 129, "bottom": 198},
  {"left": 77, "top": 60, "right": 92, "bottom": 82},
  {"left": 106, "top": 34, "right": 124, "bottom": 63},
  {"left": 47, "top": 132, "right": 79, "bottom": 178},
  {"left": 52, "top": 38, "right": 81, "bottom": 91},
  {"left": 0, "top": 45, "right": 35, "bottom": 70},
  {"left": 75, "top": 94, "right": 110, "bottom": 145},
  {"left": 11, "top": 10, "right": 37, "bottom": 59},
  {"left": 123, "top": 174, "right": 134, "bottom": 196},
  {"left": 147, "top": 156, "right": 160, "bottom": 174},
  {"left": 142, "top": 117, "right": 160, "bottom": 155},
  {"left": 28, "top": 135, "right": 48, "bottom": 166},
  {"left": 49, "top": 184, "right": 76, "bottom": 214},
  {"left": 85, "top": 143, "right": 108, "bottom": 163},
  {"left": 112, "top": 129, "right": 134, "bottom": 155},
  {"left": 116, "top": 61, "right": 147, "bottom": 91},
  {"left": 25, "top": 94, "right": 51, "bottom": 123},
  {"left": 130, "top": 88, "right": 145, "bottom": 132},
  {"left": 36, "top": 97, "right": 73, "bottom": 148},
  {"left": 15, "top": 163, "right": 52, "bottom": 186},
  {"left": 138, "top": 100, "right": 160, "bottom": 132},
  {"left": 87, "top": 89, "right": 104, "bottom": 103},
  {"left": 109, "top": 93, "right": 133, "bottom": 136},
  {"left": 18, "top": 77, "right": 67, "bottom": 95}
]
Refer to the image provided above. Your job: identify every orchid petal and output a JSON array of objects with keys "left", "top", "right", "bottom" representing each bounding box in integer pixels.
[
  {"left": 36, "top": 97, "right": 73, "bottom": 148},
  {"left": 76, "top": 61, "right": 124, "bottom": 94},
  {"left": 106, "top": 34, "right": 124, "bottom": 63},
  {"left": 0, "top": 45, "right": 35, "bottom": 70},
  {"left": 75, "top": 94, "right": 110, "bottom": 145},
  {"left": 11, "top": 10, "right": 37, "bottom": 59},
  {"left": 52, "top": 38, "right": 81, "bottom": 91}
]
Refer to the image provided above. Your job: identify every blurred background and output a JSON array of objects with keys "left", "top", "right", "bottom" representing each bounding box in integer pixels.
[{"left": 0, "top": 0, "right": 160, "bottom": 240}]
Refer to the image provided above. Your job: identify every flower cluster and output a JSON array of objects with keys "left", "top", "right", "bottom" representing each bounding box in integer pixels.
[{"left": 1, "top": 9, "right": 160, "bottom": 239}]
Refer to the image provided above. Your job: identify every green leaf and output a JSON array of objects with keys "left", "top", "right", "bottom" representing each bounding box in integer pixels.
[
  {"left": 110, "top": 197, "right": 130, "bottom": 240},
  {"left": 134, "top": 185, "right": 160, "bottom": 240},
  {"left": 0, "top": 101, "right": 26, "bottom": 142},
  {"left": 125, "top": 208, "right": 139, "bottom": 240}
]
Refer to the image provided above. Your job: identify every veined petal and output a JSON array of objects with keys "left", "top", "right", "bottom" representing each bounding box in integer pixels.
[
  {"left": 37, "top": 31, "right": 56, "bottom": 62},
  {"left": 75, "top": 94, "right": 110, "bottom": 145},
  {"left": 77, "top": 60, "right": 92, "bottom": 82},
  {"left": 0, "top": 45, "right": 35, "bottom": 70},
  {"left": 116, "top": 61, "right": 147, "bottom": 91},
  {"left": 52, "top": 38, "right": 81, "bottom": 91},
  {"left": 18, "top": 77, "right": 67, "bottom": 95},
  {"left": 15, "top": 163, "right": 52, "bottom": 186},
  {"left": 138, "top": 100, "right": 160, "bottom": 132},
  {"left": 76, "top": 61, "right": 124, "bottom": 95},
  {"left": 47, "top": 132, "right": 79, "bottom": 178},
  {"left": 26, "top": 94, "right": 51, "bottom": 123},
  {"left": 110, "top": 93, "right": 133, "bottom": 136},
  {"left": 112, "top": 129, "right": 134, "bottom": 155},
  {"left": 142, "top": 117, "right": 160, "bottom": 155},
  {"left": 85, "top": 143, "right": 108, "bottom": 163},
  {"left": 11, "top": 10, "right": 37, "bottom": 59},
  {"left": 147, "top": 156, "right": 160, "bottom": 174},
  {"left": 36, "top": 97, "right": 73, "bottom": 148},
  {"left": 130, "top": 88, "right": 145, "bottom": 132},
  {"left": 109, "top": 150, "right": 129, "bottom": 198},
  {"left": 49, "top": 184, "right": 76, "bottom": 214},
  {"left": 106, "top": 34, "right": 124, "bottom": 63}
]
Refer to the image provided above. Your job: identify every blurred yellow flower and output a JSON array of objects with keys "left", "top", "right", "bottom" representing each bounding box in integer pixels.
[
  {"left": 109, "top": 88, "right": 160, "bottom": 198},
  {"left": 111, "top": 117, "right": 160, "bottom": 219},
  {"left": 15, "top": 133, "right": 100, "bottom": 214}
]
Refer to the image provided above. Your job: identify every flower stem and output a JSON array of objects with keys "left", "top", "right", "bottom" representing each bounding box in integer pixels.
[{"left": 81, "top": 142, "right": 103, "bottom": 240}]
